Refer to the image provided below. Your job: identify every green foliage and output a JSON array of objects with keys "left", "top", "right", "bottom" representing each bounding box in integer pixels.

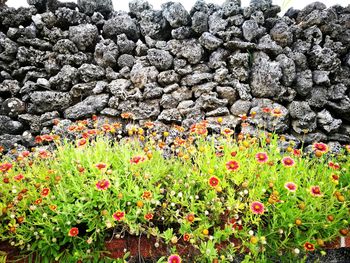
[{"left": 0, "top": 118, "right": 349, "bottom": 262}]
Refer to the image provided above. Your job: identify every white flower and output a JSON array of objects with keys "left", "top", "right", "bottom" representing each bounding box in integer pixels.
[
  {"left": 66, "top": 221, "right": 71, "bottom": 225},
  {"left": 294, "top": 248, "right": 300, "bottom": 254},
  {"left": 278, "top": 229, "right": 284, "bottom": 234},
  {"left": 52, "top": 238, "right": 57, "bottom": 243},
  {"left": 42, "top": 213, "right": 47, "bottom": 218},
  {"left": 86, "top": 249, "right": 91, "bottom": 254},
  {"left": 243, "top": 189, "right": 249, "bottom": 195},
  {"left": 87, "top": 238, "right": 93, "bottom": 244},
  {"left": 154, "top": 242, "right": 159, "bottom": 248},
  {"left": 204, "top": 210, "right": 209, "bottom": 216},
  {"left": 195, "top": 195, "right": 199, "bottom": 199},
  {"left": 10, "top": 241, "right": 15, "bottom": 246},
  {"left": 178, "top": 192, "right": 183, "bottom": 198},
  {"left": 262, "top": 188, "right": 266, "bottom": 193},
  {"left": 248, "top": 230, "right": 254, "bottom": 236},
  {"left": 170, "top": 190, "right": 176, "bottom": 196},
  {"left": 12, "top": 189, "right": 17, "bottom": 194},
  {"left": 10, "top": 214, "right": 15, "bottom": 219}
]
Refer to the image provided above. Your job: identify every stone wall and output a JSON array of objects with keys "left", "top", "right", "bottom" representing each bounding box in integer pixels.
[{"left": 0, "top": 0, "right": 349, "bottom": 150}]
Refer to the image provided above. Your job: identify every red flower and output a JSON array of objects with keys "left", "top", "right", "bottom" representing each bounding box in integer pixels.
[
  {"left": 293, "top": 149, "right": 301, "bottom": 157},
  {"left": 304, "top": 242, "right": 315, "bottom": 251},
  {"left": 226, "top": 160, "right": 239, "bottom": 171},
  {"left": 0, "top": 162, "right": 13, "bottom": 173},
  {"left": 281, "top": 157, "right": 295, "bottom": 167},
  {"left": 183, "top": 233, "right": 191, "bottom": 242},
  {"left": 329, "top": 161, "right": 340, "bottom": 170},
  {"left": 113, "top": 211, "right": 125, "bottom": 221},
  {"left": 144, "top": 213, "right": 154, "bottom": 221},
  {"left": 284, "top": 182, "right": 297, "bottom": 192},
  {"left": 250, "top": 201, "right": 264, "bottom": 215},
  {"left": 310, "top": 186, "right": 323, "bottom": 197},
  {"left": 231, "top": 151, "right": 237, "bottom": 157},
  {"left": 229, "top": 218, "right": 243, "bottom": 230},
  {"left": 130, "top": 156, "right": 146, "bottom": 164},
  {"left": 96, "top": 179, "right": 110, "bottom": 190},
  {"left": 41, "top": 188, "right": 50, "bottom": 197},
  {"left": 262, "top": 107, "right": 271, "bottom": 113},
  {"left": 255, "top": 152, "right": 268, "bottom": 163},
  {"left": 221, "top": 128, "right": 234, "bottom": 136},
  {"left": 68, "top": 227, "right": 79, "bottom": 237},
  {"left": 208, "top": 176, "right": 220, "bottom": 187},
  {"left": 95, "top": 162, "right": 107, "bottom": 170},
  {"left": 14, "top": 174, "right": 24, "bottom": 181},
  {"left": 168, "top": 254, "right": 181, "bottom": 263}
]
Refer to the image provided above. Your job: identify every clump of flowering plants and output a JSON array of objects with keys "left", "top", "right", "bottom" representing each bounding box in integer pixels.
[{"left": 0, "top": 115, "right": 349, "bottom": 262}]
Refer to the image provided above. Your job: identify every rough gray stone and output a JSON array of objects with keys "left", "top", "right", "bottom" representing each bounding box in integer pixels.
[
  {"left": 230, "top": 100, "right": 252, "bottom": 116},
  {"left": 181, "top": 73, "right": 213, "bottom": 86},
  {"left": 209, "top": 12, "right": 227, "bottom": 34},
  {"left": 139, "top": 10, "right": 170, "bottom": 40},
  {"left": 1, "top": 98, "right": 26, "bottom": 117},
  {"left": 289, "top": 101, "right": 317, "bottom": 133},
  {"left": 162, "top": 2, "right": 190, "bottom": 28},
  {"left": 94, "top": 39, "right": 119, "bottom": 68},
  {"left": 69, "top": 24, "right": 98, "bottom": 51},
  {"left": 216, "top": 86, "right": 238, "bottom": 105},
  {"left": 117, "top": 54, "right": 135, "bottom": 68},
  {"left": 77, "top": 0, "right": 113, "bottom": 16},
  {"left": 70, "top": 82, "right": 96, "bottom": 98},
  {"left": 48, "top": 65, "right": 79, "bottom": 91},
  {"left": 270, "top": 22, "right": 293, "bottom": 47},
  {"left": 199, "top": 32, "right": 223, "bottom": 50},
  {"left": 53, "top": 39, "right": 78, "bottom": 54},
  {"left": 242, "top": 20, "right": 264, "bottom": 41},
  {"left": 0, "top": 80, "right": 21, "bottom": 95},
  {"left": 130, "top": 63, "right": 159, "bottom": 89},
  {"left": 103, "top": 14, "right": 140, "bottom": 42},
  {"left": 64, "top": 94, "right": 109, "bottom": 119},
  {"left": 147, "top": 49, "right": 173, "bottom": 70},
  {"left": 29, "top": 91, "right": 73, "bottom": 114},
  {"left": 191, "top": 11, "right": 208, "bottom": 34},
  {"left": 78, "top": 64, "right": 105, "bottom": 83},
  {"left": 158, "top": 109, "right": 182, "bottom": 123},
  {"left": 276, "top": 54, "right": 296, "bottom": 86},
  {"left": 295, "top": 70, "right": 313, "bottom": 97},
  {"left": 312, "top": 70, "right": 330, "bottom": 86},
  {"left": 317, "top": 109, "right": 342, "bottom": 133},
  {"left": 250, "top": 53, "right": 282, "bottom": 98},
  {"left": 157, "top": 70, "right": 180, "bottom": 86}
]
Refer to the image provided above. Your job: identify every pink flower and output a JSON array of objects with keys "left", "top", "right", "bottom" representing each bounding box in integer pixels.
[
  {"left": 226, "top": 160, "right": 239, "bottom": 171},
  {"left": 310, "top": 186, "right": 323, "bottom": 197},
  {"left": 284, "top": 182, "right": 297, "bottom": 192},
  {"left": 313, "top": 142, "right": 328, "bottom": 153},
  {"left": 255, "top": 152, "right": 268, "bottom": 163},
  {"left": 96, "top": 179, "right": 110, "bottom": 190},
  {"left": 281, "top": 157, "right": 295, "bottom": 167},
  {"left": 168, "top": 254, "right": 181, "bottom": 263},
  {"left": 250, "top": 201, "right": 264, "bottom": 215},
  {"left": 113, "top": 211, "right": 125, "bottom": 221}
]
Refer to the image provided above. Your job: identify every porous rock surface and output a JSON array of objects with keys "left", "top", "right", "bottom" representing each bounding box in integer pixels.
[{"left": 0, "top": 0, "right": 349, "bottom": 150}]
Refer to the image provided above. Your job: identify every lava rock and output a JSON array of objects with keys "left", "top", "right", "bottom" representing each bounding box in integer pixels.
[
  {"left": 191, "top": 11, "right": 208, "bottom": 34},
  {"left": 230, "top": 100, "right": 252, "bottom": 116},
  {"left": 77, "top": 0, "right": 113, "bottom": 16},
  {"left": 199, "top": 32, "right": 223, "bottom": 50},
  {"left": 162, "top": 2, "right": 190, "bottom": 28},
  {"left": 69, "top": 24, "right": 98, "bottom": 51},
  {"left": 94, "top": 39, "right": 119, "bottom": 68},
  {"left": 147, "top": 49, "right": 173, "bottom": 70},
  {"left": 317, "top": 109, "right": 342, "bottom": 133},
  {"left": 103, "top": 13, "right": 140, "bottom": 42},
  {"left": 64, "top": 93, "right": 109, "bottom": 119},
  {"left": 78, "top": 64, "right": 105, "bottom": 83},
  {"left": 289, "top": 101, "right": 317, "bottom": 133},
  {"left": 29, "top": 91, "right": 72, "bottom": 113},
  {"left": 1, "top": 98, "right": 26, "bottom": 117},
  {"left": 49, "top": 65, "right": 79, "bottom": 91}
]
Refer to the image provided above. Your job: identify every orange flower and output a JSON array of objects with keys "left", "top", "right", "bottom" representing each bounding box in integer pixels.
[
  {"left": 142, "top": 191, "right": 152, "bottom": 200},
  {"left": 186, "top": 214, "right": 195, "bottom": 223},
  {"left": 310, "top": 186, "right": 322, "bottom": 197},
  {"left": 271, "top": 108, "right": 283, "bottom": 117},
  {"left": 77, "top": 138, "right": 87, "bottom": 147}
]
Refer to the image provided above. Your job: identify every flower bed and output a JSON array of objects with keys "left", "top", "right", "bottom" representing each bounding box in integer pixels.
[{"left": 0, "top": 116, "right": 349, "bottom": 262}]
